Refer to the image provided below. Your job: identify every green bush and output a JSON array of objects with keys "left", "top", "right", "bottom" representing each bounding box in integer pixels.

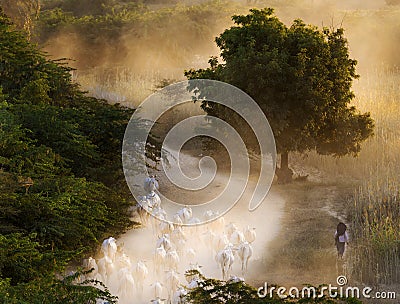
[{"left": 0, "top": 8, "right": 134, "bottom": 302}]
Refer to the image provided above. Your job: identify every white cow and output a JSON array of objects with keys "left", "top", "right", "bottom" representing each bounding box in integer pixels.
[
  {"left": 230, "top": 230, "right": 246, "bottom": 246},
  {"left": 225, "top": 222, "right": 238, "bottom": 238},
  {"left": 151, "top": 208, "right": 167, "bottom": 236},
  {"left": 166, "top": 250, "right": 180, "bottom": 270},
  {"left": 144, "top": 176, "right": 159, "bottom": 193},
  {"left": 97, "top": 256, "right": 114, "bottom": 283},
  {"left": 127, "top": 204, "right": 138, "bottom": 219},
  {"left": 172, "top": 286, "right": 187, "bottom": 304},
  {"left": 154, "top": 246, "right": 167, "bottom": 276},
  {"left": 244, "top": 225, "right": 256, "bottom": 244},
  {"left": 177, "top": 206, "right": 192, "bottom": 223},
  {"left": 187, "top": 277, "right": 204, "bottom": 289},
  {"left": 171, "top": 226, "right": 186, "bottom": 245},
  {"left": 101, "top": 237, "right": 118, "bottom": 261},
  {"left": 151, "top": 219, "right": 164, "bottom": 238},
  {"left": 82, "top": 257, "right": 98, "bottom": 279},
  {"left": 188, "top": 216, "right": 200, "bottom": 225},
  {"left": 150, "top": 281, "right": 164, "bottom": 299},
  {"left": 146, "top": 191, "right": 161, "bottom": 209},
  {"left": 116, "top": 240, "right": 125, "bottom": 256},
  {"left": 228, "top": 275, "right": 245, "bottom": 283},
  {"left": 165, "top": 270, "right": 180, "bottom": 301},
  {"left": 116, "top": 253, "right": 131, "bottom": 270},
  {"left": 156, "top": 234, "right": 172, "bottom": 252},
  {"left": 172, "top": 213, "right": 184, "bottom": 226},
  {"left": 211, "top": 215, "right": 225, "bottom": 233},
  {"left": 136, "top": 202, "right": 151, "bottom": 225},
  {"left": 215, "top": 247, "right": 235, "bottom": 280},
  {"left": 134, "top": 260, "right": 148, "bottom": 292},
  {"left": 160, "top": 221, "right": 175, "bottom": 235},
  {"left": 203, "top": 211, "right": 225, "bottom": 232},
  {"left": 66, "top": 270, "right": 83, "bottom": 284},
  {"left": 175, "top": 238, "right": 187, "bottom": 256},
  {"left": 117, "top": 267, "right": 134, "bottom": 299},
  {"left": 213, "top": 234, "right": 230, "bottom": 253},
  {"left": 153, "top": 206, "right": 167, "bottom": 218},
  {"left": 237, "top": 241, "right": 253, "bottom": 275},
  {"left": 185, "top": 263, "right": 202, "bottom": 283},
  {"left": 203, "top": 210, "right": 214, "bottom": 221}
]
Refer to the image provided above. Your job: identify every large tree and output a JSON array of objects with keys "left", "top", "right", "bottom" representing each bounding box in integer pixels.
[{"left": 185, "top": 8, "right": 374, "bottom": 182}]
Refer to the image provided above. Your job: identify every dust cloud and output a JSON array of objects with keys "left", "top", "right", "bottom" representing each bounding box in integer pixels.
[
  {"left": 91, "top": 152, "right": 284, "bottom": 304},
  {"left": 40, "top": 0, "right": 400, "bottom": 92}
]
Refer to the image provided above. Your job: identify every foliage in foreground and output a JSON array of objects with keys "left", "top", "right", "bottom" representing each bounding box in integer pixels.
[
  {"left": 0, "top": 8, "right": 133, "bottom": 302},
  {"left": 0, "top": 274, "right": 117, "bottom": 304},
  {"left": 185, "top": 272, "right": 362, "bottom": 304}
]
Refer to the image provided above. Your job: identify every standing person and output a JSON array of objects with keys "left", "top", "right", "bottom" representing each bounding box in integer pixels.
[{"left": 335, "top": 222, "right": 349, "bottom": 259}]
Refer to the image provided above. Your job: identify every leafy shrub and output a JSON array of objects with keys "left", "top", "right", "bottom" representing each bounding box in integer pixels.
[{"left": 0, "top": 8, "right": 134, "bottom": 302}]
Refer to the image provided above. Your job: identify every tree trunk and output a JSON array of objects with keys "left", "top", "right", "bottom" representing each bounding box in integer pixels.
[
  {"left": 276, "top": 151, "right": 293, "bottom": 183},
  {"left": 281, "top": 151, "right": 289, "bottom": 172}
]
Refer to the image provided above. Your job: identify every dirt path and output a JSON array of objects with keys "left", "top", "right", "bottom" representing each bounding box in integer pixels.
[
  {"left": 103, "top": 152, "right": 286, "bottom": 303},
  {"left": 92, "top": 149, "right": 362, "bottom": 302},
  {"left": 253, "top": 179, "right": 355, "bottom": 289}
]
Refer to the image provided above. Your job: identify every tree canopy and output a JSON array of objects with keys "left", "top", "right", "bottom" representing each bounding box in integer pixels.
[{"left": 185, "top": 8, "right": 374, "bottom": 182}]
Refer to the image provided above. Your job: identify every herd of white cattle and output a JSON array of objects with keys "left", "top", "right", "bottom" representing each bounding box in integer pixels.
[{"left": 78, "top": 177, "right": 257, "bottom": 304}]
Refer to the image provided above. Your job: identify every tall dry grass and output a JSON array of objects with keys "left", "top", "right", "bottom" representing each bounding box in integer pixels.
[
  {"left": 293, "top": 65, "right": 400, "bottom": 285},
  {"left": 73, "top": 67, "right": 183, "bottom": 107},
  {"left": 350, "top": 180, "right": 399, "bottom": 285}
]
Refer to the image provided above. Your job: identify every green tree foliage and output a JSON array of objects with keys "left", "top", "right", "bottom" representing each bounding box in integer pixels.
[
  {"left": 42, "top": 0, "right": 150, "bottom": 19},
  {"left": 0, "top": 8, "right": 132, "bottom": 302},
  {"left": 0, "top": 12, "right": 77, "bottom": 104},
  {"left": 0, "top": 233, "right": 46, "bottom": 284},
  {"left": 0, "top": 274, "right": 117, "bottom": 304},
  {"left": 185, "top": 8, "right": 374, "bottom": 182},
  {"left": 185, "top": 272, "right": 362, "bottom": 304}
]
